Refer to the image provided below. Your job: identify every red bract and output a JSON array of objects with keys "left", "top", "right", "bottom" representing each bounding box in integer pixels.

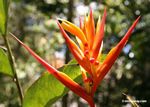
[{"left": 11, "top": 8, "right": 140, "bottom": 107}]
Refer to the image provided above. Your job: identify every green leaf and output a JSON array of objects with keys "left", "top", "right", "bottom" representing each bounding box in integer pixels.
[
  {"left": 0, "top": 0, "right": 9, "bottom": 35},
  {"left": 0, "top": 48, "right": 13, "bottom": 76},
  {"left": 23, "top": 60, "right": 82, "bottom": 107}
]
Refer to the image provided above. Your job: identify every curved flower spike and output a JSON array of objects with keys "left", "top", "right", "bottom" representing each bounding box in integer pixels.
[{"left": 10, "top": 33, "right": 94, "bottom": 107}]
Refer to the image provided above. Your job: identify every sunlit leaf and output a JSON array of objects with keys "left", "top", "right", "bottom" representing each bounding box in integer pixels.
[
  {"left": 23, "top": 59, "right": 82, "bottom": 107},
  {"left": 0, "top": 0, "right": 9, "bottom": 35},
  {"left": 0, "top": 48, "right": 13, "bottom": 76}
]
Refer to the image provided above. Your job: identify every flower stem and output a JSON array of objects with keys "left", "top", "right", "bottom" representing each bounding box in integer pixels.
[
  {"left": 3, "top": 35, "right": 24, "bottom": 104},
  {"left": 87, "top": 96, "right": 95, "bottom": 107},
  {"left": 89, "top": 101, "right": 95, "bottom": 107}
]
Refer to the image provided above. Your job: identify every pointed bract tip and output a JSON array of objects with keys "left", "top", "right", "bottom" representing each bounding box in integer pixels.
[
  {"left": 57, "top": 18, "right": 63, "bottom": 24},
  {"left": 103, "top": 7, "right": 107, "bottom": 16},
  {"left": 104, "top": 7, "right": 107, "bottom": 11},
  {"left": 131, "top": 16, "right": 141, "bottom": 26},
  {"left": 9, "top": 32, "right": 23, "bottom": 45},
  {"left": 136, "top": 16, "right": 141, "bottom": 22},
  {"left": 89, "top": 6, "right": 93, "bottom": 14}
]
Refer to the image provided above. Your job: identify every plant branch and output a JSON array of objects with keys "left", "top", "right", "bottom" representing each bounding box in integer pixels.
[{"left": 3, "top": 35, "right": 24, "bottom": 104}]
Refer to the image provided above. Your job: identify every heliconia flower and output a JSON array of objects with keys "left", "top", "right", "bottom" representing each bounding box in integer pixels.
[
  {"left": 11, "top": 8, "right": 140, "bottom": 107},
  {"left": 57, "top": 8, "right": 140, "bottom": 97},
  {"left": 57, "top": 8, "right": 107, "bottom": 79}
]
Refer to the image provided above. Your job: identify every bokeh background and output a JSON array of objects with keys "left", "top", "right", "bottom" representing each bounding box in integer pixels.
[{"left": 0, "top": 0, "right": 150, "bottom": 107}]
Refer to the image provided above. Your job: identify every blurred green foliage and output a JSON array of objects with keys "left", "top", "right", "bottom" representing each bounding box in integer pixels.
[
  {"left": 0, "top": 0, "right": 150, "bottom": 107},
  {"left": 0, "top": 0, "right": 9, "bottom": 35}
]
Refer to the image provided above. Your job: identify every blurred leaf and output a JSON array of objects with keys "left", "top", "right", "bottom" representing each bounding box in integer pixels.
[
  {"left": 23, "top": 59, "right": 82, "bottom": 107},
  {"left": 0, "top": 0, "right": 9, "bottom": 35},
  {"left": 0, "top": 0, "right": 9, "bottom": 34},
  {"left": 0, "top": 48, "right": 13, "bottom": 76}
]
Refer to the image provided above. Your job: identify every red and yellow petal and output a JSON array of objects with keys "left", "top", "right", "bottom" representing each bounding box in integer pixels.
[
  {"left": 92, "top": 8, "right": 107, "bottom": 60},
  {"left": 57, "top": 22, "right": 91, "bottom": 73},
  {"left": 58, "top": 18, "right": 88, "bottom": 47},
  {"left": 85, "top": 8, "right": 95, "bottom": 50}
]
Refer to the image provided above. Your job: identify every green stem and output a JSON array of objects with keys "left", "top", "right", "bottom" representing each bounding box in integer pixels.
[{"left": 3, "top": 35, "right": 24, "bottom": 104}]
